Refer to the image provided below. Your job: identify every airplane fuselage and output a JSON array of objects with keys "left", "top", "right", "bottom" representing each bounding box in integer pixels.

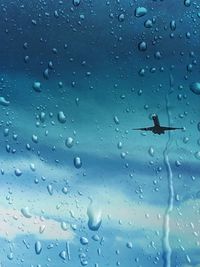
[{"left": 152, "top": 126, "right": 165, "bottom": 135}]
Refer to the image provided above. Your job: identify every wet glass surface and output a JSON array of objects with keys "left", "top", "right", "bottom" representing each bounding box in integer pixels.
[{"left": 0, "top": 1, "right": 200, "bottom": 266}]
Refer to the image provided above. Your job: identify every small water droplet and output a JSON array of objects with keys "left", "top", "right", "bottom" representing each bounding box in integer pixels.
[
  {"left": 148, "top": 147, "right": 154, "bottom": 157},
  {"left": 113, "top": 115, "right": 120, "bottom": 124},
  {"left": 194, "top": 151, "right": 200, "bottom": 160},
  {"left": 126, "top": 242, "right": 133, "bottom": 249}
]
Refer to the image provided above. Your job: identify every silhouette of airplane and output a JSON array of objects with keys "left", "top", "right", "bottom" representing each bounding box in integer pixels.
[{"left": 133, "top": 114, "right": 183, "bottom": 135}]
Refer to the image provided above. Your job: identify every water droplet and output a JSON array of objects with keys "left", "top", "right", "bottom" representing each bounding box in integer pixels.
[
  {"left": 118, "top": 13, "right": 125, "bottom": 22},
  {"left": 135, "top": 7, "right": 147, "bottom": 17},
  {"left": 21, "top": 207, "right": 32, "bottom": 218},
  {"left": 194, "top": 151, "right": 200, "bottom": 160},
  {"left": 92, "top": 234, "right": 100, "bottom": 241},
  {"left": 35, "top": 241, "right": 42, "bottom": 255},
  {"left": 65, "top": 137, "right": 74, "bottom": 148},
  {"left": 87, "top": 202, "right": 102, "bottom": 231},
  {"left": 43, "top": 68, "right": 49, "bottom": 79},
  {"left": 39, "top": 225, "right": 45, "bottom": 233},
  {"left": 144, "top": 19, "right": 153, "bottom": 28},
  {"left": 33, "top": 82, "right": 41, "bottom": 92},
  {"left": 32, "top": 134, "right": 38, "bottom": 143},
  {"left": 190, "top": 82, "right": 200, "bottom": 95},
  {"left": 197, "top": 122, "right": 200, "bottom": 132},
  {"left": 138, "top": 41, "right": 147, "bottom": 51},
  {"left": 62, "top": 187, "right": 68, "bottom": 194},
  {"left": 15, "top": 168, "right": 22, "bottom": 176},
  {"left": 170, "top": 20, "right": 176, "bottom": 31},
  {"left": 113, "top": 115, "right": 120, "bottom": 124},
  {"left": 0, "top": 96, "right": 10, "bottom": 106},
  {"left": 61, "top": 221, "right": 68, "bottom": 231},
  {"left": 7, "top": 252, "right": 13, "bottom": 260},
  {"left": 80, "top": 237, "right": 89, "bottom": 245},
  {"left": 73, "top": 0, "right": 81, "bottom": 6},
  {"left": 81, "top": 259, "right": 88, "bottom": 266},
  {"left": 57, "top": 111, "right": 66, "bottom": 123},
  {"left": 126, "top": 242, "right": 133, "bottom": 249},
  {"left": 59, "top": 250, "right": 67, "bottom": 260},
  {"left": 117, "top": 141, "right": 122, "bottom": 149},
  {"left": 148, "top": 147, "right": 154, "bottom": 157},
  {"left": 47, "top": 184, "right": 53, "bottom": 195},
  {"left": 39, "top": 112, "right": 46, "bottom": 123},
  {"left": 74, "top": 157, "right": 82, "bottom": 168},
  {"left": 184, "top": 0, "right": 191, "bottom": 7}
]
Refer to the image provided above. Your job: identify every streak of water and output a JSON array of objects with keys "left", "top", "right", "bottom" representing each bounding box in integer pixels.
[{"left": 162, "top": 75, "right": 175, "bottom": 267}]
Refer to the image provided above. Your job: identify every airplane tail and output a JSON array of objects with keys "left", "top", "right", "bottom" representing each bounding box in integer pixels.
[{"left": 152, "top": 114, "right": 160, "bottom": 126}]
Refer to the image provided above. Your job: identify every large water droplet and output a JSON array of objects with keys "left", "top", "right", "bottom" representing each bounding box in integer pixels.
[
  {"left": 0, "top": 96, "right": 10, "bottom": 106},
  {"left": 15, "top": 168, "right": 22, "bottom": 176},
  {"left": 65, "top": 137, "right": 74, "bottom": 148},
  {"left": 35, "top": 241, "right": 42, "bottom": 255},
  {"left": 87, "top": 202, "right": 102, "bottom": 231},
  {"left": 135, "top": 7, "right": 147, "bottom": 17},
  {"left": 80, "top": 237, "right": 89, "bottom": 245},
  {"left": 47, "top": 184, "right": 53, "bottom": 195},
  {"left": 33, "top": 82, "right": 41, "bottom": 92},
  {"left": 170, "top": 20, "right": 176, "bottom": 31},
  {"left": 59, "top": 250, "right": 67, "bottom": 260},
  {"left": 73, "top": 0, "right": 81, "bottom": 6},
  {"left": 138, "top": 41, "right": 147, "bottom": 51},
  {"left": 57, "top": 111, "right": 66, "bottom": 123},
  {"left": 184, "top": 0, "right": 191, "bottom": 7},
  {"left": 21, "top": 207, "right": 32, "bottom": 218},
  {"left": 39, "top": 112, "right": 46, "bottom": 123},
  {"left": 144, "top": 19, "right": 153, "bottom": 28},
  {"left": 118, "top": 13, "right": 125, "bottom": 22},
  {"left": 190, "top": 82, "right": 200, "bottom": 95},
  {"left": 74, "top": 157, "right": 82, "bottom": 168}
]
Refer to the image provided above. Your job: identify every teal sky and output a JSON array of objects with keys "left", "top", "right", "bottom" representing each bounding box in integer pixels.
[{"left": 0, "top": 1, "right": 200, "bottom": 267}]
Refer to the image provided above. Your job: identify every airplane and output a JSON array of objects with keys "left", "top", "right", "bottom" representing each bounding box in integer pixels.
[{"left": 132, "top": 114, "right": 184, "bottom": 135}]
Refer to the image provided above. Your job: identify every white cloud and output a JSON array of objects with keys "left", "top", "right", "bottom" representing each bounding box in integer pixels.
[{"left": 0, "top": 205, "right": 74, "bottom": 241}]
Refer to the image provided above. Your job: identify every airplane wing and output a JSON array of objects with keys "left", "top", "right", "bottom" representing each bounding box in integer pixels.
[
  {"left": 132, "top": 127, "right": 154, "bottom": 131},
  {"left": 161, "top": 126, "right": 184, "bottom": 131}
]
